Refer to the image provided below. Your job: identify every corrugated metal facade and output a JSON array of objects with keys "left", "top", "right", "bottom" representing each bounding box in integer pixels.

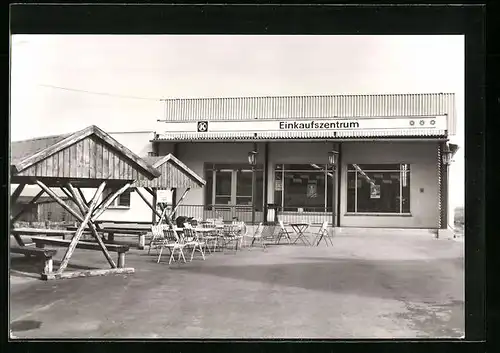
[{"left": 162, "top": 93, "right": 456, "bottom": 135}]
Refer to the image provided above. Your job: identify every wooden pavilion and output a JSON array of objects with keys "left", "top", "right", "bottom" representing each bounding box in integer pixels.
[
  {"left": 10, "top": 125, "right": 161, "bottom": 279},
  {"left": 133, "top": 153, "right": 206, "bottom": 229}
]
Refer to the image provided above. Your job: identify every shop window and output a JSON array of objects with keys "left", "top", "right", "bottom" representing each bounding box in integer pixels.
[
  {"left": 274, "top": 164, "right": 333, "bottom": 212},
  {"left": 103, "top": 187, "right": 131, "bottom": 208},
  {"left": 347, "top": 164, "right": 410, "bottom": 214}
]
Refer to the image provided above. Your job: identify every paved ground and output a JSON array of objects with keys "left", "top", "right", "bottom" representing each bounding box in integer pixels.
[{"left": 9, "top": 229, "right": 464, "bottom": 339}]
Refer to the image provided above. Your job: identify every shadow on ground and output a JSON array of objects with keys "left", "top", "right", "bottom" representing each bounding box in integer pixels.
[{"left": 172, "top": 256, "right": 463, "bottom": 303}]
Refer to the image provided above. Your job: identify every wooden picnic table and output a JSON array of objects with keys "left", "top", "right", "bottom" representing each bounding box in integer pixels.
[{"left": 66, "top": 226, "right": 149, "bottom": 249}]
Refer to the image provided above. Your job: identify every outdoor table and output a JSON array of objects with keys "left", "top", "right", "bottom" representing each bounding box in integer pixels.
[
  {"left": 290, "top": 223, "right": 311, "bottom": 246},
  {"left": 67, "top": 226, "right": 149, "bottom": 249}
]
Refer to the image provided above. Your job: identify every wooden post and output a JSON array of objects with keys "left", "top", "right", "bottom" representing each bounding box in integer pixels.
[
  {"left": 138, "top": 233, "right": 146, "bottom": 250},
  {"left": 67, "top": 183, "right": 116, "bottom": 268},
  {"left": 11, "top": 190, "right": 45, "bottom": 224},
  {"left": 35, "top": 180, "right": 84, "bottom": 222},
  {"left": 135, "top": 187, "right": 162, "bottom": 218},
  {"left": 91, "top": 183, "right": 132, "bottom": 222},
  {"left": 151, "top": 187, "right": 157, "bottom": 224},
  {"left": 57, "top": 181, "right": 107, "bottom": 274},
  {"left": 44, "top": 257, "right": 53, "bottom": 275},
  {"left": 117, "top": 252, "right": 125, "bottom": 268},
  {"left": 11, "top": 183, "right": 26, "bottom": 205}
]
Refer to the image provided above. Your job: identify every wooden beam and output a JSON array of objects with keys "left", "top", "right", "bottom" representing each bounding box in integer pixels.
[
  {"left": 144, "top": 187, "right": 155, "bottom": 197},
  {"left": 59, "top": 187, "right": 73, "bottom": 202},
  {"left": 10, "top": 190, "right": 45, "bottom": 224},
  {"left": 42, "top": 267, "right": 135, "bottom": 280},
  {"left": 67, "top": 183, "right": 116, "bottom": 268},
  {"left": 57, "top": 181, "right": 107, "bottom": 274},
  {"left": 66, "top": 184, "right": 89, "bottom": 213},
  {"left": 10, "top": 183, "right": 26, "bottom": 205},
  {"left": 35, "top": 180, "right": 83, "bottom": 222},
  {"left": 169, "top": 187, "right": 190, "bottom": 218},
  {"left": 91, "top": 183, "right": 132, "bottom": 222},
  {"left": 135, "top": 187, "right": 162, "bottom": 218},
  {"left": 77, "top": 188, "right": 89, "bottom": 206}
]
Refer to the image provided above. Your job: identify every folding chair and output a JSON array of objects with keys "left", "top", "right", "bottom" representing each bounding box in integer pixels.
[
  {"left": 250, "top": 222, "right": 266, "bottom": 250},
  {"left": 148, "top": 224, "right": 169, "bottom": 255},
  {"left": 157, "top": 228, "right": 187, "bottom": 265},
  {"left": 222, "top": 224, "right": 242, "bottom": 252},
  {"left": 314, "top": 221, "right": 334, "bottom": 246},
  {"left": 183, "top": 224, "right": 206, "bottom": 261},
  {"left": 276, "top": 220, "right": 293, "bottom": 244}
]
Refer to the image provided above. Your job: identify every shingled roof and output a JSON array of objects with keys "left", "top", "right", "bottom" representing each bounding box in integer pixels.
[
  {"left": 10, "top": 125, "right": 161, "bottom": 183},
  {"left": 11, "top": 134, "right": 70, "bottom": 166}
]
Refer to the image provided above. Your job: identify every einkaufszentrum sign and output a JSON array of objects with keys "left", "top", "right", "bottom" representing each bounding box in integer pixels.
[{"left": 279, "top": 120, "right": 360, "bottom": 130}]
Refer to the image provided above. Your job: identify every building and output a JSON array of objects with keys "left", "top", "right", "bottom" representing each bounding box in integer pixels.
[
  {"left": 151, "top": 93, "right": 459, "bottom": 235},
  {"left": 11, "top": 93, "right": 459, "bottom": 235}
]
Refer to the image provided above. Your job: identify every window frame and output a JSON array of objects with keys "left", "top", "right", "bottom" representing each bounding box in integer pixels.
[
  {"left": 274, "top": 163, "right": 334, "bottom": 212},
  {"left": 103, "top": 187, "right": 132, "bottom": 209},
  {"left": 346, "top": 163, "right": 411, "bottom": 216}
]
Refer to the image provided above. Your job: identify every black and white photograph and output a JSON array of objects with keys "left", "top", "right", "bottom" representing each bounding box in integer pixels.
[{"left": 9, "top": 34, "right": 464, "bottom": 339}]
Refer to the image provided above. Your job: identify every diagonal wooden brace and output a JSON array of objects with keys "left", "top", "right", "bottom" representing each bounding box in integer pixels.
[
  {"left": 10, "top": 189, "right": 45, "bottom": 225},
  {"left": 57, "top": 181, "right": 107, "bottom": 274},
  {"left": 66, "top": 184, "right": 89, "bottom": 213},
  {"left": 66, "top": 184, "right": 116, "bottom": 268},
  {"left": 35, "top": 180, "right": 85, "bottom": 222},
  {"left": 135, "top": 187, "right": 162, "bottom": 219},
  {"left": 91, "top": 183, "right": 132, "bottom": 223},
  {"left": 11, "top": 183, "right": 26, "bottom": 205},
  {"left": 168, "top": 187, "right": 190, "bottom": 219}
]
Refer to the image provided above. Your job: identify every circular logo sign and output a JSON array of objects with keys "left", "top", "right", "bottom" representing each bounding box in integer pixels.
[
  {"left": 197, "top": 121, "right": 208, "bottom": 132},
  {"left": 430, "top": 120, "right": 436, "bottom": 125},
  {"left": 409, "top": 120, "right": 415, "bottom": 126},
  {"left": 419, "top": 120, "right": 425, "bottom": 126}
]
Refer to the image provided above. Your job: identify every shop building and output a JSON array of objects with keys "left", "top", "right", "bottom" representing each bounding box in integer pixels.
[{"left": 149, "top": 93, "right": 458, "bottom": 233}]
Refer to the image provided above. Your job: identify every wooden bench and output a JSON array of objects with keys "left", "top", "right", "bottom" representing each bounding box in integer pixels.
[
  {"left": 10, "top": 246, "right": 58, "bottom": 275},
  {"left": 31, "top": 236, "right": 130, "bottom": 268}
]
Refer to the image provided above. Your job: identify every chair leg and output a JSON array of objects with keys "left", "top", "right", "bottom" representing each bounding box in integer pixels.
[
  {"left": 157, "top": 246, "right": 165, "bottom": 263},
  {"left": 168, "top": 249, "right": 176, "bottom": 265}
]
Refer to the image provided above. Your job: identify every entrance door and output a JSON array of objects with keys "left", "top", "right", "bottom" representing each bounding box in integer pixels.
[{"left": 210, "top": 165, "right": 264, "bottom": 222}]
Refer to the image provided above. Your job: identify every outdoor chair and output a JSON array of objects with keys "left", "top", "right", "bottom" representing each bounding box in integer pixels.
[
  {"left": 276, "top": 220, "right": 293, "bottom": 245},
  {"left": 314, "top": 221, "right": 334, "bottom": 246},
  {"left": 156, "top": 227, "right": 187, "bottom": 265},
  {"left": 183, "top": 223, "right": 206, "bottom": 261},
  {"left": 249, "top": 222, "right": 266, "bottom": 250},
  {"left": 221, "top": 224, "right": 243, "bottom": 252},
  {"left": 148, "top": 224, "right": 169, "bottom": 255}
]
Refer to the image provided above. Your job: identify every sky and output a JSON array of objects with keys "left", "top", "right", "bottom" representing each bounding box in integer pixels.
[{"left": 10, "top": 35, "right": 464, "bottom": 209}]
